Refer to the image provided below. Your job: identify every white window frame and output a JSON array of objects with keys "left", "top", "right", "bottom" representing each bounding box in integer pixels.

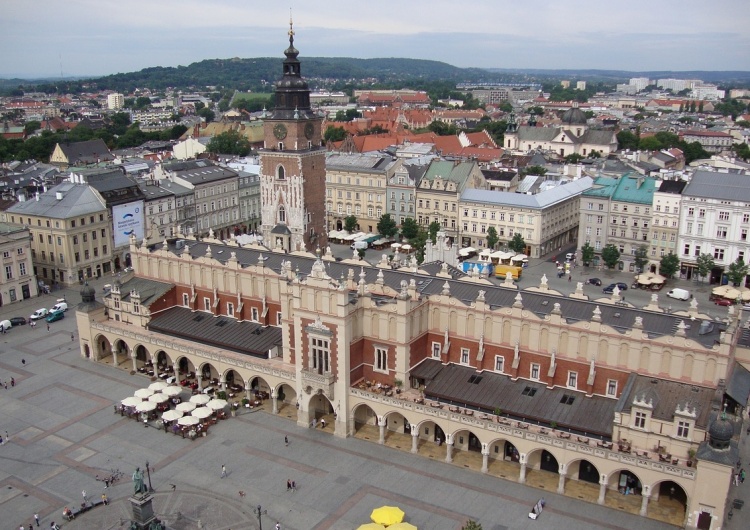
[
  {"left": 251, "top": 307, "right": 259, "bottom": 322},
  {"left": 494, "top": 355, "right": 504, "bottom": 373},
  {"left": 374, "top": 346, "right": 388, "bottom": 374},
  {"left": 634, "top": 410, "right": 647, "bottom": 429},
  {"left": 226, "top": 302, "right": 234, "bottom": 317},
  {"left": 431, "top": 342, "right": 441, "bottom": 358},
  {"left": 203, "top": 297, "right": 211, "bottom": 311},
  {"left": 606, "top": 379, "right": 617, "bottom": 397},
  {"left": 530, "top": 363, "right": 540, "bottom": 380},
  {"left": 182, "top": 293, "right": 189, "bottom": 306},
  {"left": 676, "top": 420, "right": 690, "bottom": 439},
  {"left": 460, "top": 348, "right": 470, "bottom": 365},
  {"left": 310, "top": 337, "right": 330, "bottom": 374},
  {"left": 567, "top": 371, "right": 577, "bottom": 389}
]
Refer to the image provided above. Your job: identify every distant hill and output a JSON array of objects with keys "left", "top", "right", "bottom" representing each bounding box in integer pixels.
[{"left": 485, "top": 68, "right": 750, "bottom": 85}]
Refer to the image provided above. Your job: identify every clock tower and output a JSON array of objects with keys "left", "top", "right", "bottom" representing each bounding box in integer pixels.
[{"left": 259, "top": 20, "right": 326, "bottom": 252}]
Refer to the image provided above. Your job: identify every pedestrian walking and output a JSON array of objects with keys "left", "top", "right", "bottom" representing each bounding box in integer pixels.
[
  {"left": 101, "top": 493, "right": 108, "bottom": 505},
  {"left": 291, "top": 480, "right": 296, "bottom": 492},
  {"left": 21, "top": 358, "right": 25, "bottom": 365},
  {"left": 284, "top": 435, "right": 288, "bottom": 447},
  {"left": 11, "top": 377, "right": 15, "bottom": 387},
  {"left": 104, "top": 476, "right": 109, "bottom": 488},
  {"left": 568, "top": 275, "right": 572, "bottom": 282},
  {"left": 47, "top": 324, "right": 50, "bottom": 332},
  {"left": 82, "top": 489, "right": 88, "bottom": 504},
  {"left": 734, "top": 473, "right": 740, "bottom": 486},
  {"left": 221, "top": 464, "right": 227, "bottom": 478},
  {"left": 741, "top": 469, "right": 746, "bottom": 483},
  {"left": 286, "top": 479, "right": 291, "bottom": 491},
  {"left": 275, "top": 523, "right": 281, "bottom": 530},
  {"left": 35, "top": 513, "right": 40, "bottom": 526},
  {"left": 0, "top": 435, "right": 3, "bottom": 445},
  {"left": 71, "top": 333, "right": 74, "bottom": 342}
]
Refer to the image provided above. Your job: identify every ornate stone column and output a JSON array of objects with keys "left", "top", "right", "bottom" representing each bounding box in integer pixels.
[
  {"left": 196, "top": 374, "right": 203, "bottom": 391},
  {"left": 245, "top": 382, "right": 252, "bottom": 401},
  {"left": 519, "top": 453, "right": 527, "bottom": 483},
  {"left": 378, "top": 417, "right": 386, "bottom": 445},
  {"left": 172, "top": 362, "right": 180, "bottom": 383},
  {"left": 598, "top": 476, "right": 607, "bottom": 505},
  {"left": 557, "top": 469, "right": 566, "bottom": 494},
  {"left": 640, "top": 492, "right": 650, "bottom": 516},
  {"left": 445, "top": 434, "right": 454, "bottom": 463},
  {"left": 411, "top": 427, "right": 419, "bottom": 454},
  {"left": 112, "top": 347, "right": 118, "bottom": 368},
  {"left": 481, "top": 444, "right": 490, "bottom": 474},
  {"left": 271, "top": 389, "right": 278, "bottom": 414},
  {"left": 130, "top": 348, "right": 137, "bottom": 371},
  {"left": 219, "top": 376, "right": 227, "bottom": 391}
]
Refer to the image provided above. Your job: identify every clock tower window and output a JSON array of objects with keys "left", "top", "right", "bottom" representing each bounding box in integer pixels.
[
  {"left": 278, "top": 206, "right": 286, "bottom": 223},
  {"left": 277, "top": 166, "right": 285, "bottom": 180}
]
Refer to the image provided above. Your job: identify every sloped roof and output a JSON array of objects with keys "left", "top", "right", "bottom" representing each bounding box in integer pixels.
[
  {"left": 115, "top": 277, "right": 174, "bottom": 307},
  {"left": 611, "top": 175, "right": 656, "bottom": 204},
  {"left": 514, "top": 126, "right": 559, "bottom": 142},
  {"left": 462, "top": 176, "right": 593, "bottom": 209},
  {"left": 7, "top": 182, "right": 106, "bottom": 218},
  {"left": 683, "top": 170, "right": 750, "bottom": 202},
  {"left": 57, "top": 139, "right": 113, "bottom": 164}
]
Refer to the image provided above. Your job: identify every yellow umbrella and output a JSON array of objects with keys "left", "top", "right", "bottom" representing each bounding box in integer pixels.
[
  {"left": 712, "top": 285, "right": 729, "bottom": 296},
  {"left": 371, "top": 506, "right": 405, "bottom": 526},
  {"left": 724, "top": 288, "right": 741, "bottom": 300},
  {"left": 388, "top": 524, "right": 417, "bottom": 530},
  {"left": 357, "top": 525, "right": 386, "bottom": 530},
  {"left": 741, "top": 290, "right": 750, "bottom": 302}
]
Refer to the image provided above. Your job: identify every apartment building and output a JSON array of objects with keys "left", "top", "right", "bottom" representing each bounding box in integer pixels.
[
  {"left": 138, "top": 180, "right": 192, "bottom": 246},
  {"left": 0, "top": 223, "right": 38, "bottom": 303},
  {"left": 107, "top": 93, "right": 124, "bottom": 110},
  {"left": 325, "top": 153, "right": 400, "bottom": 233},
  {"left": 460, "top": 177, "right": 592, "bottom": 257},
  {"left": 649, "top": 180, "right": 687, "bottom": 272},
  {"left": 678, "top": 171, "right": 750, "bottom": 283},
  {"left": 385, "top": 163, "right": 426, "bottom": 226},
  {"left": 577, "top": 174, "right": 656, "bottom": 270},
  {"left": 5, "top": 181, "right": 112, "bottom": 285},
  {"left": 679, "top": 130, "right": 733, "bottom": 154},
  {"left": 415, "top": 160, "right": 486, "bottom": 244}
]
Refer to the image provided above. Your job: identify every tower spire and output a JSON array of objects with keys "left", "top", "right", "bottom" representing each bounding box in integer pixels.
[{"left": 288, "top": 9, "right": 295, "bottom": 48}]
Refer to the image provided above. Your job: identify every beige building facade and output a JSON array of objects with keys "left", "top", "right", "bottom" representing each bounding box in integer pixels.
[{"left": 0, "top": 223, "right": 39, "bottom": 303}]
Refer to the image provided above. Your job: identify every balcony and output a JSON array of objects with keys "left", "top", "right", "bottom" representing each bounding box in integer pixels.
[{"left": 301, "top": 368, "right": 335, "bottom": 400}]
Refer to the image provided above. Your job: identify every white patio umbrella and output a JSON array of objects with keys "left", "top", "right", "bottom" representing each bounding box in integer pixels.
[
  {"left": 134, "top": 388, "right": 154, "bottom": 399},
  {"left": 148, "top": 393, "right": 169, "bottom": 404},
  {"left": 121, "top": 396, "right": 142, "bottom": 407},
  {"left": 135, "top": 401, "right": 157, "bottom": 413},
  {"left": 191, "top": 406, "right": 213, "bottom": 419},
  {"left": 511, "top": 254, "right": 528, "bottom": 261},
  {"left": 190, "top": 394, "right": 211, "bottom": 405},
  {"left": 162, "top": 386, "right": 183, "bottom": 397},
  {"left": 207, "top": 399, "right": 228, "bottom": 410},
  {"left": 177, "top": 416, "right": 199, "bottom": 426},
  {"left": 149, "top": 381, "right": 169, "bottom": 392},
  {"left": 176, "top": 402, "right": 197, "bottom": 413},
  {"left": 712, "top": 285, "right": 730, "bottom": 296},
  {"left": 161, "top": 409, "right": 183, "bottom": 422}
]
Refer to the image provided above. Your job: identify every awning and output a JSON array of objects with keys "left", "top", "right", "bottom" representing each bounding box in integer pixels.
[{"left": 726, "top": 363, "right": 750, "bottom": 406}]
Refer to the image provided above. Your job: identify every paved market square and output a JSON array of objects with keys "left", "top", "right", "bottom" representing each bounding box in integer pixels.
[{"left": 0, "top": 276, "right": 747, "bottom": 530}]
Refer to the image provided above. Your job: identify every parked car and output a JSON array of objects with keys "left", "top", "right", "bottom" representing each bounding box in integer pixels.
[
  {"left": 30, "top": 308, "right": 48, "bottom": 320},
  {"left": 50, "top": 301, "right": 68, "bottom": 313},
  {"left": 9, "top": 316, "right": 27, "bottom": 326},
  {"left": 585, "top": 277, "right": 602, "bottom": 286},
  {"left": 602, "top": 282, "right": 628, "bottom": 294},
  {"left": 0, "top": 320, "right": 11, "bottom": 332},
  {"left": 45, "top": 310, "right": 65, "bottom": 323},
  {"left": 714, "top": 298, "right": 733, "bottom": 306},
  {"left": 742, "top": 303, "right": 750, "bottom": 311},
  {"left": 666, "top": 288, "right": 691, "bottom": 301}
]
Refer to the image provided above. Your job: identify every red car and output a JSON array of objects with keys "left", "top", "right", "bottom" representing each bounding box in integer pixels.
[{"left": 715, "top": 298, "right": 733, "bottom": 306}]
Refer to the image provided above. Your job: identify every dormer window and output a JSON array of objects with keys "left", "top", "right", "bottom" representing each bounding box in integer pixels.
[{"left": 634, "top": 410, "right": 648, "bottom": 429}]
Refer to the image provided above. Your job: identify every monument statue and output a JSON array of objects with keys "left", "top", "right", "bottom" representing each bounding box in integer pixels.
[{"left": 133, "top": 467, "right": 148, "bottom": 495}]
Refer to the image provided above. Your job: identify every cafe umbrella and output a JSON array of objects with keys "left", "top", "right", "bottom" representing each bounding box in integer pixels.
[
  {"left": 191, "top": 406, "right": 213, "bottom": 420},
  {"left": 134, "top": 388, "right": 155, "bottom": 399},
  {"left": 121, "top": 397, "right": 142, "bottom": 407},
  {"left": 388, "top": 524, "right": 418, "bottom": 530},
  {"left": 190, "top": 394, "right": 211, "bottom": 405},
  {"left": 207, "top": 399, "right": 228, "bottom": 410},
  {"left": 148, "top": 393, "right": 169, "bottom": 404},
  {"left": 162, "top": 409, "right": 183, "bottom": 422},
  {"left": 162, "top": 386, "right": 182, "bottom": 397},
  {"left": 370, "top": 506, "right": 405, "bottom": 526},
  {"left": 356, "top": 525, "right": 386, "bottom": 530},
  {"left": 135, "top": 401, "right": 157, "bottom": 413},
  {"left": 149, "top": 381, "right": 169, "bottom": 392},
  {"left": 176, "top": 402, "right": 197, "bottom": 413},
  {"left": 177, "top": 415, "right": 199, "bottom": 427}
]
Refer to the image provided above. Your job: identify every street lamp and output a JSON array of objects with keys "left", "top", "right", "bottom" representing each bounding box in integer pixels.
[
  {"left": 145, "top": 460, "right": 153, "bottom": 492},
  {"left": 253, "top": 505, "right": 267, "bottom": 530}
]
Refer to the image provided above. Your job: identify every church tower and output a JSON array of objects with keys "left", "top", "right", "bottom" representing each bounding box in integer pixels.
[{"left": 259, "top": 20, "right": 326, "bottom": 252}]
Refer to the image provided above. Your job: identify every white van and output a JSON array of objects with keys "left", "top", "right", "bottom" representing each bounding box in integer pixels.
[
  {"left": 50, "top": 301, "right": 68, "bottom": 313},
  {"left": 0, "top": 320, "right": 11, "bottom": 332},
  {"left": 666, "top": 288, "right": 691, "bottom": 301},
  {"left": 350, "top": 240, "right": 368, "bottom": 250}
]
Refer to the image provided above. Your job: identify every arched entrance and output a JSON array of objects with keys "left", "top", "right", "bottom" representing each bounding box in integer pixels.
[
  {"left": 156, "top": 350, "right": 171, "bottom": 368},
  {"left": 352, "top": 403, "right": 378, "bottom": 437},
  {"left": 451, "top": 428, "right": 484, "bottom": 470},
  {"left": 526, "top": 448, "right": 560, "bottom": 491},
  {"left": 650, "top": 480, "right": 688, "bottom": 526},
  {"left": 381, "top": 411, "right": 412, "bottom": 447},
  {"left": 538, "top": 449, "right": 559, "bottom": 473},
  {"left": 485, "top": 439, "right": 521, "bottom": 479},
  {"left": 96, "top": 335, "right": 112, "bottom": 362},
  {"left": 413, "top": 420, "right": 447, "bottom": 458},
  {"left": 601, "top": 468, "right": 644, "bottom": 515},
  {"left": 223, "top": 369, "right": 244, "bottom": 396},
  {"left": 134, "top": 344, "right": 150, "bottom": 372},
  {"left": 276, "top": 383, "right": 297, "bottom": 420},
  {"left": 249, "top": 376, "right": 271, "bottom": 396},
  {"left": 307, "top": 392, "right": 334, "bottom": 429},
  {"left": 560, "top": 459, "right": 601, "bottom": 503},
  {"left": 575, "top": 459, "right": 600, "bottom": 484},
  {"left": 199, "top": 362, "right": 219, "bottom": 392}
]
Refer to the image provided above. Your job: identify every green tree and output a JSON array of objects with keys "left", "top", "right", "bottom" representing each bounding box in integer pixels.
[
  {"left": 616, "top": 130, "right": 639, "bottom": 150},
  {"left": 580, "top": 242, "right": 595, "bottom": 266},
  {"left": 206, "top": 130, "right": 251, "bottom": 156},
  {"left": 564, "top": 153, "right": 584, "bottom": 163},
  {"left": 659, "top": 252, "right": 680, "bottom": 279},
  {"left": 461, "top": 521, "right": 483, "bottom": 530},
  {"left": 428, "top": 120, "right": 457, "bottom": 136},
  {"left": 508, "top": 233, "right": 526, "bottom": 254},
  {"left": 486, "top": 226, "right": 499, "bottom": 250},
  {"left": 410, "top": 226, "right": 429, "bottom": 264},
  {"left": 733, "top": 142, "right": 750, "bottom": 161},
  {"left": 680, "top": 141, "right": 710, "bottom": 163},
  {"left": 601, "top": 244, "right": 621, "bottom": 269},
  {"left": 638, "top": 136, "right": 662, "bottom": 150},
  {"left": 428, "top": 220, "right": 441, "bottom": 243},
  {"left": 376, "top": 214, "right": 398, "bottom": 239},
  {"left": 400, "top": 217, "right": 420, "bottom": 240},
  {"left": 197, "top": 107, "right": 215, "bottom": 123},
  {"left": 727, "top": 258, "right": 749, "bottom": 286},
  {"left": 520, "top": 165, "right": 547, "bottom": 176},
  {"left": 134, "top": 96, "right": 151, "bottom": 109},
  {"left": 23, "top": 121, "right": 41, "bottom": 135},
  {"left": 324, "top": 126, "right": 346, "bottom": 142},
  {"left": 343, "top": 215, "right": 358, "bottom": 233},
  {"left": 633, "top": 245, "right": 649, "bottom": 273},
  {"left": 695, "top": 253, "right": 715, "bottom": 281}
]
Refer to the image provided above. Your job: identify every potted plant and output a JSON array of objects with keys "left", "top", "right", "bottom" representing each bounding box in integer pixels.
[
  {"left": 550, "top": 421, "right": 558, "bottom": 431},
  {"left": 687, "top": 449, "right": 696, "bottom": 467},
  {"left": 217, "top": 390, "right": 227, "bottom": 401},
  {"left": 394, "top": 379, "right": 403, "bottom": 394},
  {"left": 494, "top": 407, "right": 502, "bottom": 421}
]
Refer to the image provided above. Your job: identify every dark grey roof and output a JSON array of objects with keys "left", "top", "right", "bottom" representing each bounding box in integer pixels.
[
  {"left": 615, "top": 373, "right": 716, "bottom": 429},
  {"left": 271, "top": 224, "right": 291, "bottom": 235},
  {"left": 115, "top": 277, "right": 175, "bottom": 307},
  {"left": 412, "top": 360, "right": 615, "bottom": 436},
  {"left": 696, "top": 438, "right": 739, "bottom": 467},
  {"left": 147, "top": 306, "right": 282, "bottom": 358},
  {"left": 58, "top": 139, "right": 113, "bottom": 164},
  {"left": 157, "top": 240, "right": 725, "bottom": 349},
  {"left": 657, "top": 180, "right": 687, "bottom": 194},
  {"left": 726, "top": 362, "right": 750, "bottom": 407},
  {"left": 515, "top": 126, "right": 558, "bottom": 142},
  {"left": 683, "top": 171, "right": 750, "bottom": 202},
  {"left": 173, "top": 165, "right": 239, "bottom": 185},
  {"left": 7, "top": 182, "right": 106, "bottom": 218}
]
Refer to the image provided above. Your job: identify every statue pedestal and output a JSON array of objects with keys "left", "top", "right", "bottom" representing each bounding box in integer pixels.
[{"left": 129, "top": 493, "right": 156, "bottom": 529}]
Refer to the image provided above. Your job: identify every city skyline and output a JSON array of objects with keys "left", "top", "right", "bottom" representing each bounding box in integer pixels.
[{"left": 1, "top": 0, "right": 749, "bottom": 79}]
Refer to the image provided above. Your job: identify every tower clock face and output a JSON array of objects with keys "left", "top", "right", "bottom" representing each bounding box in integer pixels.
[
  {"left": 273, "top": 123, "right": 288, "bottom": 140},
  {"left": 304, "top": 122, "right": 314, "bottom": 140}
]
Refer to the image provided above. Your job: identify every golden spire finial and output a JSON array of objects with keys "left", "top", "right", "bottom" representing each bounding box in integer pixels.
[{"left": 288, "top": 8, "right": 294, "bottom": 39}]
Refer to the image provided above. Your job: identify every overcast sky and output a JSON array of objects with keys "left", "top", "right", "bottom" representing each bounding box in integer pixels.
[{"left": 2, "top": 0, "right": 748, "bottom": 79}]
